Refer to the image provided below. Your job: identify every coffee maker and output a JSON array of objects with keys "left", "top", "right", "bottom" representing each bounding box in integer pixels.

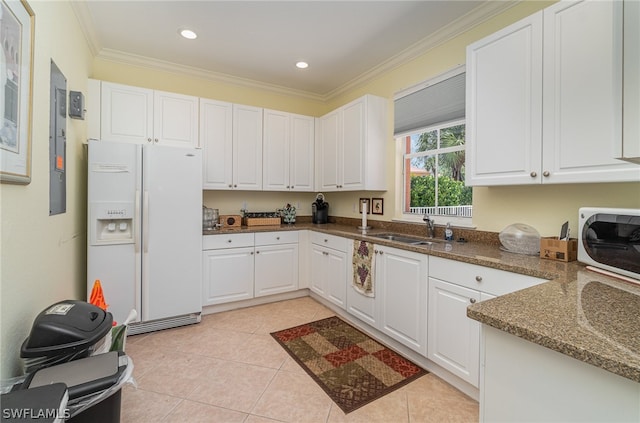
[{"left": 312, "top": 193, "right": 329, "bottom": 224}]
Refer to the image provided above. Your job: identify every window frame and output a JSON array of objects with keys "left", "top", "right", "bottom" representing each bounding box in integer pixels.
[{"left": 393, "top": 66, "right": 474, "bottom": 228}]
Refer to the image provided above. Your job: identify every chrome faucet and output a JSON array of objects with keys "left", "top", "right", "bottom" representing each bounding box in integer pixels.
[{"left": 423, "top": 214, "right": 435, "bottom": 238}]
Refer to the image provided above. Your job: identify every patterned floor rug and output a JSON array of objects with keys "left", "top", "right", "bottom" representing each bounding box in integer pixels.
[{"left": 270, "top": 316, "right": 427, "bottom": 413}]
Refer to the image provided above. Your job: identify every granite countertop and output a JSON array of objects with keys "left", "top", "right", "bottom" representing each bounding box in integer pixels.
[{"left": 203, "top": 222, "right": 640, "bottom": 383}]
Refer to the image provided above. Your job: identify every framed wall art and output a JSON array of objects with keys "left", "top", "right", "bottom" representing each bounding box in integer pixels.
[
  {"left": 0, "top": 0, "right": 35, "bottom": 184},
  {"left": 372, "top": 198, "right": 384, "bottom": 215}
]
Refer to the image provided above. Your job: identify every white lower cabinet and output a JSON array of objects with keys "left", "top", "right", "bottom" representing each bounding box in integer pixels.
[
  {"left": 310, "top": 233, "right": 348, "bottom": 309},
  {"left": 428, "top": 256, "right": 544, "bottom": 387},
  {"left": 428, "top": 278, "right": 481, "bottom": 385},
  {"left": 377, "top": 245, "right": 428, "bottom": 356},
  {"left": 254, "top": 232, "right": 299, "bottom": 297},
  {"left": 202, "top": 232, "right": 298, "bottom": 306},
  {"left": 346, "top": 279, "right": 377, "bottom": 327},
  {"left": 202, "top": 233, "right": 255, "bottom": 305}
]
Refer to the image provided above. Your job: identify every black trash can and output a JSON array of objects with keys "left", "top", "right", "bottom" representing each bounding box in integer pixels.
[
  {"left": 18, "top": 300, "right": 125, "bottom": 423},
  {"left": 21, "top": 350, "right": 129, "bottom": 423},
  {"left": 20, "top": 300, "right": 113, "bottom": 374}
]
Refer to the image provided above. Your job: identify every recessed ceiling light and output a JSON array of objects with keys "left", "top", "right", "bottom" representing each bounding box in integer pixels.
[
  {"left": 296, "top": 61, "right": 309, "bottom": 69},
  {"left": 179, "top": 28, "right": 198, "bottom": 40}
]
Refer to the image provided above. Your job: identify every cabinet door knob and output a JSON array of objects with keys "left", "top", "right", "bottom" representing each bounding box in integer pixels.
[
  {"left": 379, "top": 250, "right": 384, "bottom": 255},
  {"left": 543, "top": 171, "right": 550, "bottom": 177},
  {"left": 228, "top": 184, "right": 233, "bottom": 188},
  {"left": 251, "top": 251, "right": 254, "bottom": 255},
  {"left": 475, "top": 276, "right": 482, "bottom": 282},
  {"left": 227, "top": 239, "right": 232, "bottom": 243},
  {"left": 470, "top": 298, "right": 477, "bottom": 304},
  {"left": 256, "top": 251, "right": 260, "bottom": 254},
  {"left": 154, "top": 138, "right": 159, "bottom": 143},
  {"left": 324, "top": 239, "right": 328, "bottom": 242},
  {"left": 147, "top": 138, "right": 152, "bottom": 143},
  {"left": 530, "top": 171, "right": 537, "bottom": 178},
  {"left": 233, "top": 184, "right": 237, "bottom": 188},
  {"left": 291, "top": 186, "right": 294, "bottom": 189},
  {"left": 276, "top": 236, "right": 280, "bottom": 240}
]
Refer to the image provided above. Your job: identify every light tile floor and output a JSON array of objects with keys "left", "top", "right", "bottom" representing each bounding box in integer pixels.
[{"left": 121, "top": 297, "right": 479, "bottom": 422}]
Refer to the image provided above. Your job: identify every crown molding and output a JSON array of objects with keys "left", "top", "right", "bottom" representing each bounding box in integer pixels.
[
  {"left": 95, "top": 49, "right": 327, "bottom": 101},
  {"left": 75, "top": 0, "right": 520, "bottom": 103},
  {"left": 326, "top": 0, "right": 520, "bottom": 99},
  {"left": 69, "top": 1, "right": 101, "bottom": 56}
]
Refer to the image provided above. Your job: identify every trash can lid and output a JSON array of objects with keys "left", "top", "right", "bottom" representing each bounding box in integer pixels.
[{"left": 21, "top": 300, "right": 113, "bottom": 358}]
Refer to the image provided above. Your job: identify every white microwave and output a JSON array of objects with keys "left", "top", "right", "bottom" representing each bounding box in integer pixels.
[{"left": 578, "top": 207, "right": 640, "bottom": 280}]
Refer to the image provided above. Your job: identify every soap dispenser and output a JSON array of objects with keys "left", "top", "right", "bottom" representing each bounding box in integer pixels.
[{"left": 445, "top": 222, "right": 454, "bottom": 241}]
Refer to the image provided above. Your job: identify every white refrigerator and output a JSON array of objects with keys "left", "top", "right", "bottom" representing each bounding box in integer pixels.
[{"left": 87, "top": 140, "right": 202, "bottom": 334}]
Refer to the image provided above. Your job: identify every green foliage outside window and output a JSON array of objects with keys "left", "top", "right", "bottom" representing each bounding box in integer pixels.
[{"left": 410, "top": 175, "right": 472, "bottom": 207}]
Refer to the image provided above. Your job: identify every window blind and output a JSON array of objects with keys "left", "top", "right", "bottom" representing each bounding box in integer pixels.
[{"left": 394, "top": 71, "right": 465, "bottom": 136}]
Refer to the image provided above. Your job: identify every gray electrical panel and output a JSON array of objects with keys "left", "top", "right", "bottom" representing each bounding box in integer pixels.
[{"left": 49, "top": 61, "right": 66, "bottom": 215}]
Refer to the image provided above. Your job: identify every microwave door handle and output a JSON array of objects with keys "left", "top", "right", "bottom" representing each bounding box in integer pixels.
[{"left": 588, "top": 240, "right": 628, "bottom": 250}]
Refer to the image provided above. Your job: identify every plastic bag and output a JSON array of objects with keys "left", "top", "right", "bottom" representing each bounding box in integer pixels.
[{"left": 110, "top": 309, "right": 137, "bottom": 352}]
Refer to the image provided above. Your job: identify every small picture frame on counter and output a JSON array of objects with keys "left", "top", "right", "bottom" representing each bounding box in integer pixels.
[
  {"left": 371, "top": 198, "right": 383, "bottom": 215},
  {"left": 359, "top": 198, "right": 370, "bottom": 214}
]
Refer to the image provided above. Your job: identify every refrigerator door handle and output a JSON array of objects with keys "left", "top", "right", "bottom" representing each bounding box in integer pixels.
[
  {"left": 135, "top": 190, "right": 141, "bottom": 253},
  {"left": 143, "top": 190, "right": 149, "bottom": 254}
]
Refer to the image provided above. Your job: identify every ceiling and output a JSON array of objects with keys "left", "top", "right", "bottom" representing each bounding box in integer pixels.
[{"left": 73, "top": 1, "right": 515, "bottom": 100}]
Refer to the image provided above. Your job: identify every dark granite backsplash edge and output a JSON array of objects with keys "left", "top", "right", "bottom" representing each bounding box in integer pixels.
[{"left": 328, "top": 216, "right": 501, "bottom": 246}]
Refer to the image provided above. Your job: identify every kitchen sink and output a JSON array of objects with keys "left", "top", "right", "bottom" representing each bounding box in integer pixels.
[{"left": 369, "top": 233, "right": 440, "bottom": 246}]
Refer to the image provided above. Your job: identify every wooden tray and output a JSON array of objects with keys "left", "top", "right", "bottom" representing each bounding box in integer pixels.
[{"left": 243, "top": 217, "right": 281, "bottom": 226}]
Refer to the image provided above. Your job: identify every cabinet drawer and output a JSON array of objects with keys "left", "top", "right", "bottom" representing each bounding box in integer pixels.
[
  {"left": 203, "top": 233, "right": 254, "bottom": 250},
  {"left": 255, "top": 231, "right": 299, "bottom": 246},
  {"left": 310, "top": 232, "right": 349, "bottom": 252},
  {"left": 429, "top": 256, "right": 545, "bottom": 296}
]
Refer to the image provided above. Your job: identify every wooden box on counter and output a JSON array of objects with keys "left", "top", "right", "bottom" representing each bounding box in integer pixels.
[
  {"left": 243, "top": 217, "right": 281, "bottom": 226},
  {"left": 540, "top": 237, "right": 578, "bottom": 262}
]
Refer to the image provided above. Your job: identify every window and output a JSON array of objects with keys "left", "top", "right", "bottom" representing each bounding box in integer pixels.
[
  {"left": 400, "top": 121, "right": 472, "bottom": 218},
  {"left": 394, "top": 66, "right": 472, "bottom": 223}
]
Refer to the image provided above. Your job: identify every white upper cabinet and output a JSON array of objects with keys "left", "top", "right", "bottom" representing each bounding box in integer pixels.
[
  {"left": 200, "top": 98, "right": 233, "bottom": 189},
  {"left": 233, "top": 105, "right": 263, "bottom": 190},
  {"left": 263, "top": 109, "right": 314, "bottom": 191},
  {"left": 466, "top": 13, "right": 543, "bottom": 185},
  {"left": 201, "top": 101, "right": 263, "bottom": 190},
  {"left": 316, "top": 94, "right": 388, "bottom": 191},
  {"left": 317, "top": 110, "right": 341, "bottom": 191},
  {"left": 98, "top": 81, "right": 198, "bottom": 147},
  {"left": 617, "top": 0, "right": 640, "bottom": 164},
  {"left": 467, "top": 0, "right": 640, "bottom": 186},
  {"left": 542, "top": 0, "right": 637, "bottom": 183},
  {"left": 153, "top": 90, "right": 199, "bottom": 147}
]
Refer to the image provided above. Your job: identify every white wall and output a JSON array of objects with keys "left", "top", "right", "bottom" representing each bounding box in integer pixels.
[{"left": 0, "top": 0, "right": 93, "bottom": 378}]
